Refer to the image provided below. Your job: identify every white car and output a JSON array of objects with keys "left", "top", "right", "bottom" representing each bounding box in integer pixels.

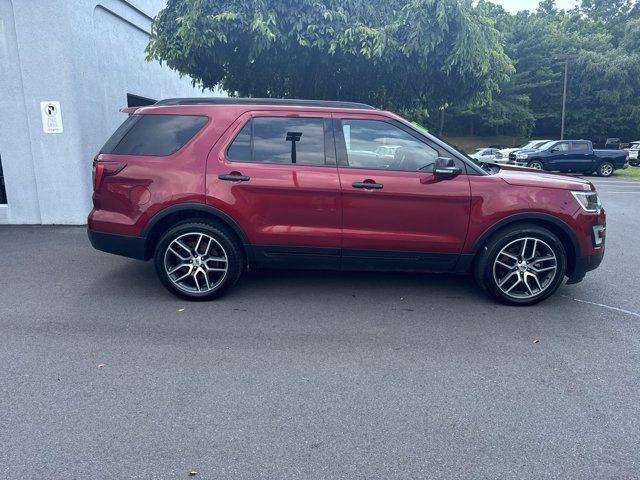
[
  {"left": 469, "top": 148, "right": 500, "bottom": 162},
  {"left": 626, "top": 141, "right": 640, "bottom": 166},
  {"left": 494, "top": 140, "right": 552, "bottom": 164}
]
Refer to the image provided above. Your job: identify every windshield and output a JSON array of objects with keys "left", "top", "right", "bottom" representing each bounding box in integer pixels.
[
  {"left": 521, "top": 141, "right": 537, "bottom": 149},
  {"left": 538, "top": 141, "right": 556, "bottom": 151}
]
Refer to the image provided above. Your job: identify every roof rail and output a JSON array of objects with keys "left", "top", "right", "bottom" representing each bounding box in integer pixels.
[{"left": 154, "top": 97, "right": 377, "bottom": 110}]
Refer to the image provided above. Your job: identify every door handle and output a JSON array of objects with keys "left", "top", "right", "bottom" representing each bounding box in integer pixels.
[
  {"left": 352, "top": 181, "right": 383, "bottom": 190},
  {"left": 219, "top": 173, "right": 250, "bottom": 182}
]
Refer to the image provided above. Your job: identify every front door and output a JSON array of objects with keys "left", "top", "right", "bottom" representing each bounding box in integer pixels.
[
  {"left": 333, "top": 115, "right": 471, "bottom": 271},
  {"left": 546, "top": 141, "right": 570, "bottom": 170},
  {"left": 207, "top": 111, "right": 342, "bottom": 269}
]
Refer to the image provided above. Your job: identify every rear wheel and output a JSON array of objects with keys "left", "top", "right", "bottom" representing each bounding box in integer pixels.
[
  {"left": 528, "top": 160, "right": 543, "bottom": 170},
  {"left": 474, "top": 224, "right": 567, "bottom": 306},
  {"left": 597, "top": 162, "right": 614, "bottom": 177},
  {"left": 154, "top": 222, "right": 244, "bottom": 300}
]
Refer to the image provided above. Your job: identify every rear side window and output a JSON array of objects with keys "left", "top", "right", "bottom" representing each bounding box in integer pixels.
[
  {"left": 226, "top": 117, "right": 326, "bottom": 165},
  {"left": 100, "top": 114, "right": 207, "bottom": 156},
  {"left": 572, "top": 142, "right": 590, "bottom": 152}
]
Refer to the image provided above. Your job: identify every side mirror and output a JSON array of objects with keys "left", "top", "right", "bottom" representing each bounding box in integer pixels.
[{"left": 434, "top": 157, "right": 462, "bottom": 178}]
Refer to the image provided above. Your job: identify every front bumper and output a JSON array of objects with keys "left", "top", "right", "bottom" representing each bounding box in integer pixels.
[
  {"left": 566, "top": 249, "right": 604, "bottom": 284},
  {"left": 88, "top": 228, "right": 148, "bottom": 260}
]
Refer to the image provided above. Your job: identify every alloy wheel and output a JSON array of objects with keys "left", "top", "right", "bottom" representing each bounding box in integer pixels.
[
  {"left": 164, "top": 232, "right": 229, "bottom": 294},
  {"left": 529, "top": 161, "right": 543, "bottom": 170},
  {"left": 599, "top": 163, "right": 613, "bottom": 176},
  {"left": 492, "top": 237, "right": 558, "bottom": 300}
]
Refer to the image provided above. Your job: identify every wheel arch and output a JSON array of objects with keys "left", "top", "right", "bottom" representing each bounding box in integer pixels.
[
  {"left": 142, "top": 203, "right": 252, "bottom": 265},
  {"left": 469, "top": 213, "right": 580, "bottom": 276}
]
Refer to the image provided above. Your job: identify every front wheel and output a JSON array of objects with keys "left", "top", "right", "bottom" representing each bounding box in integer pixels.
[
  {"left": 474, "top": 224, "right": 567, "bottom": 306},
  {"left": 597, "top": 162, "right": 614, "bottom": 177},
  {"left": 154, "top": 221, "right": 244, "bottom": 300},
  {"left": 528, "top": 160, "right": 544, "bottom": 170}
]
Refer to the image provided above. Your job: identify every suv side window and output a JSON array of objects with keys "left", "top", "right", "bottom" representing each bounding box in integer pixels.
[
  {"left": 100, "top": 114, "right": 208, "bottom": 156},
  {"left": 553, "top": 142, "right": 570, "bottom": 152},
  {"left": 227, "top": 117, "right": 326, "bottom": 166},
  {"left": 571, "top": 141, "right": 590, "bottom": 152},
  {"left": 338, "top": 119, "right": 439, "bottom": 172},
  {"left": 226, "top": 121, "right": 251, "bottom": 161}
]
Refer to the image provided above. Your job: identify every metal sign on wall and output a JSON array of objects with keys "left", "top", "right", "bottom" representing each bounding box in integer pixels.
[{"left": 40, "top": 101, "right": 63, "bottom": 134}]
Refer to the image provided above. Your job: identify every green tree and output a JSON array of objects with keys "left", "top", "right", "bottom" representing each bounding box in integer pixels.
[{"left": 147, "top": 0, "right": 513, "bottom": 115}]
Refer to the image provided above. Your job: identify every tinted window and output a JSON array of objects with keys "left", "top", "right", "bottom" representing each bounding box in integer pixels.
[
  {"left": 253, "top": 117, "right": 325, "bottom": 165},
  {"left": 0, "top": 154, "right": 7, "bottom": 204},
  {"left": 553, "top": 142, "right": 569, "bottom": 152},
  {"left": 227, "top": 121, "right": 252, "bottom": 161},
  {"left": 340, "top": 119, "right": 438, "bottom": 171},
  {"left": 572, "top": 142, "right": 590, "bottom": 152},
  {"left": 100, "top": 114, "right": 207, "bottom": 156}
]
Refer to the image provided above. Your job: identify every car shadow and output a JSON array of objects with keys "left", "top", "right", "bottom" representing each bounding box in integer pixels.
[{"left": 90, "top": 258, "right": 487, "bottom": 304}]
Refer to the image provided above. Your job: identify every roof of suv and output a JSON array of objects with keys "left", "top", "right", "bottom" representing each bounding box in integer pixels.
[{"left": 154, "top": 97, "right": 377, "bottom": 110}]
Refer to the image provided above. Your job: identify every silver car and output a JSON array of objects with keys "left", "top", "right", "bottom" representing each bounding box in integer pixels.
[{"left": 626, "top": 141, "right": 640, "bottom": 166}]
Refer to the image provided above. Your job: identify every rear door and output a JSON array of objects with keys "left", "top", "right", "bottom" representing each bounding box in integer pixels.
[
  {"left": 207, "top": 110, "right": 342, "bottom": 269},
  {"left": 333, "top": 114, "right": 471, "bottom": 271},
  {"left": 566, "top": 141, "right": 593, "bottom": 171}
]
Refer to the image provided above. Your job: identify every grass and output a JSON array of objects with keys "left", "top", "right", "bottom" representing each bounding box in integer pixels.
[{"left": 614, "top": 165, "right": 640, "bottom": 180}]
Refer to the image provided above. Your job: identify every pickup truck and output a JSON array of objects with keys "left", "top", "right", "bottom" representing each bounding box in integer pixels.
[{"left": 508, "top": 140, "right": 629, "bottom": 177}]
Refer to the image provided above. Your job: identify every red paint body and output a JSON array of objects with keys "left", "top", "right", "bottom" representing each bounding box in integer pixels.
[{"left": 88, "top": 103, "right": 605, "bottom": 276}]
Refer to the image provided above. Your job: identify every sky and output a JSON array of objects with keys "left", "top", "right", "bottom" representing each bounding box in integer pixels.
[{"left": 490, "top": 0, "right": 577, "bottom": 13}]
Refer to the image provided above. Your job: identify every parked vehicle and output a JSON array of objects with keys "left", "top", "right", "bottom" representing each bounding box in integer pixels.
[
  {"left": 88, "top": 98, "right": 606, "bottom": 306},
  {"left": 494, "top": 140, "right": 551, "bottom": 163},
  {"left": 626, "top": 141, "right": 640, "bottom": 166},
  {"left": 469, "top": 148, "right": 500, "bottom": 162},
  {"left": 510, "top": 140, "right": 629, "bottom": 176}
]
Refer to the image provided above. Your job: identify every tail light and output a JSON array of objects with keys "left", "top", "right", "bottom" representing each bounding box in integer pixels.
[{"left": 93, "top": 161, "right": 126, "bottom": 190}]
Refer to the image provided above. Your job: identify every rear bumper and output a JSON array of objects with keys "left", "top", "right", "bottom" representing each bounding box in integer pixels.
[
  {"left": 566, "top": 249, "right": 604, "bottom": 284},
  {"left": 88, "top": 228, "right": 148, "bottom": 260}
]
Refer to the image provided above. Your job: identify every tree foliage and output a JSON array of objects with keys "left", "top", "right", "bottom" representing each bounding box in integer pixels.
[
  {"left": 444, "top": 0, "right": 640, "bottom": 141},
  {"left": 148, "top": 0, "right": 640, "bottom": 141},
  {"left": 147, "top": 0, "right": 513, "bottom": 113}
]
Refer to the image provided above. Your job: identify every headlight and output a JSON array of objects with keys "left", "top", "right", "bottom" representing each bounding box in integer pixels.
[
  {"left": 572, "top": 191, "right": 602, "bottom": 213},
  {"left": 516, "top": 153, "right": 529, "bottom": 160}
]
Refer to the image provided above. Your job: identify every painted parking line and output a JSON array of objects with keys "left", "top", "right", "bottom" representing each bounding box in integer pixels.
[
  {"left": 561, "top": 295, "right": 640, "bottom": 319},
  {"left": 598, "top": 190, "right": 640, "bottom": 195},
  {"left": 589, "top": 179, "right": 640, "bottom": 184}
]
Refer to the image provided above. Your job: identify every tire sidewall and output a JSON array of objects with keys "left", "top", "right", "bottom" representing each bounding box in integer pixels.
[
  {"left": 477, "top": 225, "right": 567, "bottom": 306},
  {"left": 154, "top": 222, "right": 243, "bottom": 300}
]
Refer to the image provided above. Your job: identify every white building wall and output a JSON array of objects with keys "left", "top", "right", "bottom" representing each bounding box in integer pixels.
[{"left": 0, "top": 0, "right": 216, "bottom": 224}]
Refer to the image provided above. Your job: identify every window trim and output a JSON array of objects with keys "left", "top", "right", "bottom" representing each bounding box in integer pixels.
[
  {"left": 224, "top": 116, "right": 335, "bottom": 167},
  {"left": 332, "top": 117, "right": 460, "bottom": 173}
]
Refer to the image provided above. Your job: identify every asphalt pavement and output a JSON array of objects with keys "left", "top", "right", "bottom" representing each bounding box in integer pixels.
[{"left": 1, "top": 176, "right": 639, "bottom": 479}]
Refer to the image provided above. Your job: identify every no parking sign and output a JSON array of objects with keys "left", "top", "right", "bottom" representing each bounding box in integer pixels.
[{"left": 40, "top": 101, "right": 63, "bottom": 134}]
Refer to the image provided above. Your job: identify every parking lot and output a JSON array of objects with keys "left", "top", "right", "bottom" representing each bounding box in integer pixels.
[{"left": 1, "top": 176, "right": 639, "bottom": 479}]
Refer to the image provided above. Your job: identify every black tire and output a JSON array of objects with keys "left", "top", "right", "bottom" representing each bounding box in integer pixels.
[
  {"left": 528, "top": 160, "right": 544, "bottom": 170},
  {"left": 154, "top": 221, "right": 244, "bottom": 300},
  {"left": 597, "top": 161, "right": 614, "bottom": 177},
  {"left": 474, "top": 223, "right": 567, "bottom": 306}
]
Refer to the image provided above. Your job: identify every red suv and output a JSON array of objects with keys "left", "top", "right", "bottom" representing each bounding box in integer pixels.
[{"left": 88, "top": 98, "right": 606, "bottom": 305}]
